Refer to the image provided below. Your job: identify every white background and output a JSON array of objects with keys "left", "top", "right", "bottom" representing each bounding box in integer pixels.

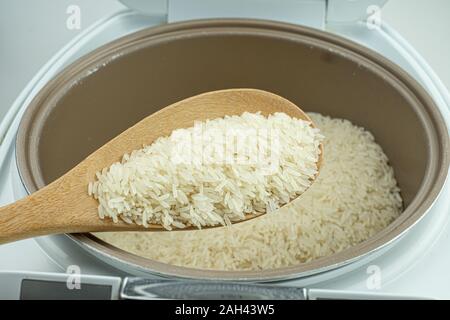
[{"left": 0, "top": 0, "right": 449, "bottom": 121}]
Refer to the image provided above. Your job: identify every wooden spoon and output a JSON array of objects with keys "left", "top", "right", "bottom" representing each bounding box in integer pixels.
[{"left": 0, "top": 89, "right": 323, "bottom": 244}]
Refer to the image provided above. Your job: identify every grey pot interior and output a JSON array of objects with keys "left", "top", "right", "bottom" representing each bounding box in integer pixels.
[{"left": 16, "top": 20, "right": 449, "bottom": 281}]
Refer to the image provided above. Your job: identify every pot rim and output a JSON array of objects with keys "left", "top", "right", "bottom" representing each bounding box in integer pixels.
[{"left": 15, "top": 19, "right": 450, "bottom": 281}]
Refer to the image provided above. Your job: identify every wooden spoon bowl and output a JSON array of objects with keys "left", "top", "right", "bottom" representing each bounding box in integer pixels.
[{"left": 0, "top": 89, "right": 323, "bottom": 244}]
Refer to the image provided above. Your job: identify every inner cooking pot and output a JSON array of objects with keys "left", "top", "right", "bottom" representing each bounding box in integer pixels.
[{"left": 16, "top": 20, "right": 449, "bottom": 281}]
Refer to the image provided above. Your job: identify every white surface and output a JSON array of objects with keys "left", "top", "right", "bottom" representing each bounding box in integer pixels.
[
  {"left": 0, "top": 0, "right": 124, "bottom": 120},
  {"left": 383, "top": 0, "right": 450, "bottom": 94},
  {"left": 327, "top": 0, "right": 388, "bottom": 22}
]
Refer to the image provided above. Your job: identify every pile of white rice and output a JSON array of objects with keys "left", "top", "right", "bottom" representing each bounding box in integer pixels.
[
  {"left": 89, "top": 112, "right": 323, "bottom": 229},
  {"left": 96, "top": 113, "right": 403, "bottom": 271}
]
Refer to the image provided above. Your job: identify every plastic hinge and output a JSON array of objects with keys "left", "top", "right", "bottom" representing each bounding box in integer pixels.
[
  {"left": 120, "top": 0, "right": 326, "bottom": 29},
  {"left": 118, "top": 0, "right": 389, "bottom": 28}
]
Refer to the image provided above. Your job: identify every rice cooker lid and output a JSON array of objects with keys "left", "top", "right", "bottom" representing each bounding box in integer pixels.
[{"left": 119, "top": 0, "right": 389, "bottom": 27}]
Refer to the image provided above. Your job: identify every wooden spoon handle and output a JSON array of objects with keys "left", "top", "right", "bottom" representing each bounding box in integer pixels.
[
  {"left": 0, "top": 178, "right": 60, "bottom": 243},
  {"left": 0, "top": 163, "right": 147, "bottom": 244},
  {"left": 0, "top": 176, "right": 89, "bottom": 244}
]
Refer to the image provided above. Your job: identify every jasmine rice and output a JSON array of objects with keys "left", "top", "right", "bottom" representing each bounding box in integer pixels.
[
  {"left": 96, "top": 113, "right": 403, "bottom": 271},
  {"left": 88, "top": 112, "right": 323, "bottom": 229}
]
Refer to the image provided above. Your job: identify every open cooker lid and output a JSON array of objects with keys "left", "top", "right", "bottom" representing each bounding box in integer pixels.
[{"left": 119, "top": 0, "right": 388, "bottom": 28}]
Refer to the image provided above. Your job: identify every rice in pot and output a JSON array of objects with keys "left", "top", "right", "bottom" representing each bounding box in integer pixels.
[{"left": 95, "top": 113, "right": 403, "bottom": 271}]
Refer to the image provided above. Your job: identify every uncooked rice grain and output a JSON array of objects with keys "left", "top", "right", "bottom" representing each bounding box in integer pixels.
[
  {"left": 95, "top": 113, "right": 403, "bottom": 271},
  {"left": 89, "top": 112, "right": 323, "bottom": 230}
]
